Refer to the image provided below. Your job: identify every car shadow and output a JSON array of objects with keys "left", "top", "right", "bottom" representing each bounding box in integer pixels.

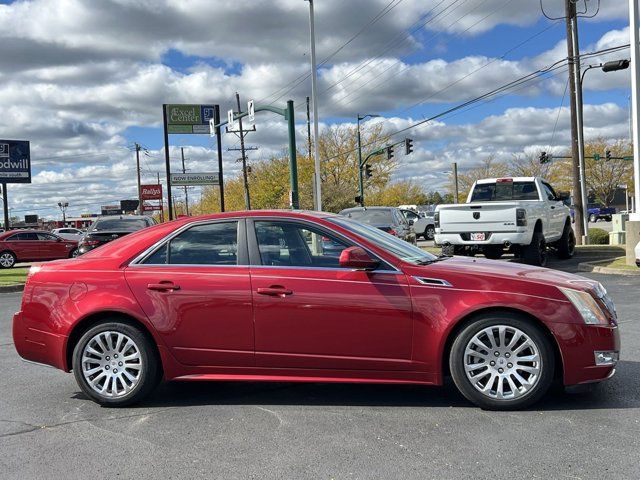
[{"left": 72, "top": 360, "right": 640, "bottom": 411}]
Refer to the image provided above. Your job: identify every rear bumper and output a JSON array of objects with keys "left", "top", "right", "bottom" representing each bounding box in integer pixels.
[
  {"left": 12, "top": 310, "right": 68, "bottom": 370},
  {"left": 434, "top": 230, "right": 532, "bottom": 246}
]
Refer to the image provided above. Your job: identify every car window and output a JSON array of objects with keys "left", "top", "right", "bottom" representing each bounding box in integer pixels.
[
  {"left": 37, "top": 233, "right": 58, "bottom": 241},
  {"left": 143, "top": 222, "right": 238, "bottom": 265},
  {"left": 15, "top": 232, "right": 39, "bottom": 241},
  {"left": 254, "top": 221, "right": 350, "bottom": 268},
  {"left": 402, "top": 210, "right": 418, "bottom": 220},
  {"left": 470, "top": 181, "right": 540, "bottom": 202},
  {"left": 541, "top": 182, "right": 557, "bottom": 201},
  {"left": 341, "top": 209, "right": 393, "bottom": 225}
]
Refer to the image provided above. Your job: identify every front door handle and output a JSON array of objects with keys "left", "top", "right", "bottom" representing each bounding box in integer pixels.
[
  {"left": 147, "top": 281, "right": 181, "bottom": 292},
  {"left": 550, "top": 206, "right": 556, "bottom": 209},
  {"left": 257, "top": 286, "right": 293, "bottom": 297}
]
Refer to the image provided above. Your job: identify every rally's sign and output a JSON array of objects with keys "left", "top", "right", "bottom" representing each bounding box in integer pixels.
[
  {"left": 142, "top": 202, "right": 163, "bottom": 212},
  {"left": 140, "top": 184, "right": 163, "bottom": 201},
  {"left": 170, "top": 172, "right": 219, "bottom": 186},
  {"left": 166, "top": 104, "right": 215, "bottom": 134},
  {"left": 0, "top": 140, "right": 31, "bottom": 184}
]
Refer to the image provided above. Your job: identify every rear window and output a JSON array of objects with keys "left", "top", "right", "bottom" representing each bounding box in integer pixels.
[
  {"left": 90, "top": 218, "right": 153, "bottom": 232},
  {"left": 341, "top": 209, "right": 393, "bottom": 225},
  {"left": 470, "top": 181, "right": 539, "bottom": 202}
]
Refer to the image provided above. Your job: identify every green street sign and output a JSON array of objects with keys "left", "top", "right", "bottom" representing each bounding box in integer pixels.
[{"left": 593, "top": 154, "right": 600, "bottom": 161}]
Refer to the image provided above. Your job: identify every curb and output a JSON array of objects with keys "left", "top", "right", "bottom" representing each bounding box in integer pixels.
[
  {"left": 578, "top": 258, "right": 640, "bottom": 276},
  {"left": 0, "top": 284, "right": 25, "bottom": 293}
]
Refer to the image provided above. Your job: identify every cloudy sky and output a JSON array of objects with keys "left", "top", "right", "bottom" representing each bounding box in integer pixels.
[{"left": 0, "top": 0, "right": 633, "bottom": 219}]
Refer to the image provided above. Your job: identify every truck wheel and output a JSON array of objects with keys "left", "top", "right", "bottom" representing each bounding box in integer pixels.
[
  {"left": 557, "top": 223, "right": 576, "bottom": 259},
  {"left": 442, "top": 244, "right": 455, "bottom": 256},
  {"left": 523, "top": 232, "right": 547, "bottom": 267},
  {"left": 484, "top": 246, "right": 503, "bottom": 260},
  {"left": 425, "top": 226, "right": 435, "bottom": 240},
  {"left": 589, "top": 214, "right": 597, "bottom": 223}
]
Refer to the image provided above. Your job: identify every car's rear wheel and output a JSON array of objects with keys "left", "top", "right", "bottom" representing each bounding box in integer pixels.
[
  {"left": 449, "top": 313, "right": 555, "bottom": 410},
  {"left": 72, "top": 321, "right": 160, "bottom": 407},
  {"left": 589, "top": 214, "right": 597, "bottom": 223},
  {"left": 523, "top": 231, "right": 547, "bottom": 266},
  {"left": 441, "top": 244, "right": 455, "bottom": 256},
  {"left": 425, "top": 226, "right": 435, "bottom": 240},
  {"left": 0, "top": 251, "right": 16, "bottom": 269},
  {"left": 69, "top": 248, "right": 79, "bottom": 258}
]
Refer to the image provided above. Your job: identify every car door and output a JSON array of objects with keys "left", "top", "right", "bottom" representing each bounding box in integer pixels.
[
  {"left": 125, "top": 219, "right": 255, "bottom": 367},
  {"left": 10, "top": 232, "right": 41, "bottom": 261},
  {"left": 36, "top": 232, "right": 68, "bottom": 259},
  {"left": 541, "top": 181, "right": 565, "bottom": 238},
  {"left": 248, "top": 218, "right": 414, "bottom": 371}
]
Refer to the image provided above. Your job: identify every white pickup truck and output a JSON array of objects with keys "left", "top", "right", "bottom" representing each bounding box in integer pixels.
[{"left": 434, "top": 177, "right": 574, "bottom": 266}]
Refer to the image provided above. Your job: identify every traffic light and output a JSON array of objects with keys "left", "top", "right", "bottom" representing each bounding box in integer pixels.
[
  {"left": 365, "top": 164, "right": 373, "bottom": 178},
  {"left": 404, "top": 138, "right": 413, "bottom": 155},
  {"left": 387, "top": 145, "right": 394, "bottom": 160},
  {"left": 354, "top": 195, "right": 362, "bottom": 204},
  {"left": 605, "top": 150, "right": 612, "bottom": 161},
  {"left": 593, "top": 153, "right": 600, "bottom": 161},
  {"left": 539, "top": 151, "right": 549, "bottom": 164}
]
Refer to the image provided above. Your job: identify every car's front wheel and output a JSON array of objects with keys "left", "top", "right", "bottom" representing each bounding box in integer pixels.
[
  {"left": 72, "top": 321, "right": 161, "bottom": 407},
  {"left": 425, "top": 226, "right": 435, "bottom": 240},
  {"left": 0, "top": 251, "right": 16, "bottom": 269},
  {"left": 449, "top": 313, "right": 555, "bottom": 410}
]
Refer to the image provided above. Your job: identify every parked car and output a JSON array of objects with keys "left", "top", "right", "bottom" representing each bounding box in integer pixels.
[
  {"left": 52, "top": 227, "right": 85, "bottom": 240},
  {"left": 587, "top": 203, "right": 616, "bottom": 223},
  {"left": 400, "top": 209, "right": 435, "bottom": 240},
  {"left": 78, "top": 215, "right": 155, "bottom": 255},
  {"left": 435, "top": 177, "right": 574, "bottom": 266},
  {"left": 0, "top": 230, "right": 78, "bottom": 268},
  {"left": 13, "top": 210, "right": 619, "bottom": 410},
  {"left": 635, "top": 239, "right": 640, "bottom": 267},
  {"left": 339, "top": 206, "right": 416, "bottom": 244}
]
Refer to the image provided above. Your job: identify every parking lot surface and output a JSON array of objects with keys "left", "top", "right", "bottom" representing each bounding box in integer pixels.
[{"left": 1, "top": 270, "right": 639, "bottom": 479}]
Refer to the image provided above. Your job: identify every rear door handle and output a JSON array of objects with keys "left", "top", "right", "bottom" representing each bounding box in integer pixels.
[
  {"left": 147, "top": 281, "right": 181, "bottom": 292},
  {"left": 257, "top": 286, "right": 293, "bottom": 297}
]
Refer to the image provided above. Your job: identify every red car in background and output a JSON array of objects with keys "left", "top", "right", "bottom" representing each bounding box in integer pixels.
[
  {"left": 12, "top": 211, "right": 619, "bottom": 410},
  {"left": 0, "top": 230, "right": 78, "bottom": 268}
]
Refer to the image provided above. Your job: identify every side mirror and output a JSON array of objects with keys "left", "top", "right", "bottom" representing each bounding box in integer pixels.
[
  {"left": 408, "top": 219, "right": 414, "bottom": 226},
  {"left": 56, "top": 237, "right": 62, "bottom": 242},
  {"left": 339, "top": 246, "right": 380, "bottom": 270}
]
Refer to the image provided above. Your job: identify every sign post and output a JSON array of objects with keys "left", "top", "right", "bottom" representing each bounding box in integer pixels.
[{"left": 0, "top": 139, "right": 31, "bottom": 230}]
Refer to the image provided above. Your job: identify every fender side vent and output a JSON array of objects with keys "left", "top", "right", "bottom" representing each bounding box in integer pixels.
[{"left": 414, "top": 277, "right": 452, "bottom": 287}]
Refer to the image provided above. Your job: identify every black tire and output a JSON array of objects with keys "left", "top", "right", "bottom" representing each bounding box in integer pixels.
[
  {"left": 557, "top": 222, "right": 576, "bottom": 259},
  {"left": 589, "top": 214, "right": 597, "bottom": 223},
  {"left": 72, "top": 321, "right": 161, "bottom": 407},
  {"left": 441, "top": 244, "right": 455, "bottom": 256},
  {"left": 483, "top": 246, "right": 503, "bottom": 260},
  {"left": 523, "top": 231, "right": 547, "bottom": 266},
  {"left": 69, "top": 248, "right": 79, "bottom": 259},
  {"left": 0, "top": 250, "right": 17, "bottom": 269},
  {"left": 604, "top": 216, "right": 612, "bottom": 222},
  {"left": 449, "top": 312, "right": 555, "bottom": 410},
  {"left": 425, "top": 226, "right": 435, "bottom": 240}
]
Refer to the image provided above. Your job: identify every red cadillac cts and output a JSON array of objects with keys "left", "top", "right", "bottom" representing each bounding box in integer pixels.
[{"left": 12, "top": 211, "right": 619, "bottom": 410}]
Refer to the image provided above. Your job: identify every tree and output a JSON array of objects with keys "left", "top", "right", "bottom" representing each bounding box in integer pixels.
[
  {"left": 584, "top": 139, "right": 633, "bottom": 206},
  {"left": 367, "top": 180, "right": 429, "bottom": 206}
]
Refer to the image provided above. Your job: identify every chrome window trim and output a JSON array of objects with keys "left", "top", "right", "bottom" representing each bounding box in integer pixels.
[
  {"left": 249, "top": 264, "right": 403, "bottom": 275},
  {"left": 129, "top": 218, "right": 244, "bottom": 267}
]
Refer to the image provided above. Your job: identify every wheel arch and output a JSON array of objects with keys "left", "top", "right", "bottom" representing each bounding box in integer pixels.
[
  {"left": 440, "top": 306, "right": 563, "bottom": 382},
  {"left": 65, "top": 310, "right": 163, "bottom": 377}
]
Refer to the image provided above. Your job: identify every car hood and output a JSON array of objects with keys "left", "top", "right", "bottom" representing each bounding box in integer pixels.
[{"left": 407, "top": 256, "right": 599, "bottom": 295}]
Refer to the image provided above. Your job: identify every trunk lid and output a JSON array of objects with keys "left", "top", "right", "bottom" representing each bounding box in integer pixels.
[{"left": 438, "top": 202, "right": 519, "bottom": 234}]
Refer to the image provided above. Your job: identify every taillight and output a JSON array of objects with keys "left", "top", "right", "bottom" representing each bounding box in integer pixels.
[
  {"left": 388, "top": 229, "right": 398, "bottom": 236},
  {"left": 81, "top": 239, "right": 101, "bottom": 246},
  {"left": 516, "top": 208, "right": 527, "bottom": 226},
  {"left": 434, "top": 211, "right": 440, "bottom": 228}
]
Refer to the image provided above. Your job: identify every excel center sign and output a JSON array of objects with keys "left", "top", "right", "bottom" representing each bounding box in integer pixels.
[
  {"left": 0, "top": 140, "right": 31, "bottom": 183},
  {"left": 165, "top": 104, "right": 215, "bottom": 134}
]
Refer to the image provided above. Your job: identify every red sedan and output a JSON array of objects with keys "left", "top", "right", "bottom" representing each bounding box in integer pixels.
[
  {"left": 12, "top": 211, "right": 619, "bottom": 409},
  {"left": 0, "top": 230, "right": 79, "bottom": 268}
]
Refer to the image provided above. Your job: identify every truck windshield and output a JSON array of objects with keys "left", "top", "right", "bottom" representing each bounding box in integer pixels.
[{"left": 470, "top": 181, "right": 539, "bottom": 202}]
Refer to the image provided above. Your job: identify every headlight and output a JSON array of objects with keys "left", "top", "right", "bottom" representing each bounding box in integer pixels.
[{"left": 559, "top": 287, "right": 609, "bottom": 325}]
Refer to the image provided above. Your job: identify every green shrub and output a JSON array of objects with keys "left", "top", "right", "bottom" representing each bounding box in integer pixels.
[{"left": 589, "top": 228, "right": 609, "bottom": 245}]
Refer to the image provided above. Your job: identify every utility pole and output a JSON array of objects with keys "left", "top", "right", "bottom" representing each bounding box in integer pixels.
[
  {"left": 226, "top": 92, "right": 256, "bottom": 210},
  {"left": 452, "top": 162, "right": 460, "bottom": 202},
  {"left": 564, "top": 0, "right": 587, "bottom": 244},
  {"left": 1, "top": 183, "right": 8, "bottom": 231},
  {"left": 180, "top": 147, "right": 190, "bottom": 216},
  {"left": 135, "top": 143, "right": 142, "bottom": 215},
  {"left": 629, "top": 0, "right": 640, "bottom": 219},
  {"left": 306, "top": 0, "right": 322, "bottom": 211}
]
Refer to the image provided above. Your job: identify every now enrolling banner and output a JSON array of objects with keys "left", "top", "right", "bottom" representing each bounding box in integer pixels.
[{"left": 170, "top": 172, "right": 220, "bottom": 186}]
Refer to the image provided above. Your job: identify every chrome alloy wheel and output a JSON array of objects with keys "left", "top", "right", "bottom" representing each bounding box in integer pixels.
[
  {"left": 0, "top": 252, "right": 15, "bottom": 268},
  {"left": 463, "top": 325, "right": 541, "bottom": 400},
  {"left": 81, "top": 331, "right": 143, "bottom": 398}
]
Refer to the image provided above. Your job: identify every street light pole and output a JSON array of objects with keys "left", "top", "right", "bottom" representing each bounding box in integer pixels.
[
  {"left": 57, "top": 202, "right": 69, "bottom": 226},
  {"left": 357, "top": 114, "right": 379, "bottom": 207},
  {"left": 306, "top": 0, "right": 322, "bottom": 211},
  {"left": 629, "top": 0, "right": 640, "bottom": 219}
]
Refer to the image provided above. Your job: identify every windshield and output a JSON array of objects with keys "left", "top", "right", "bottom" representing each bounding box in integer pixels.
[
  {"left": 90, "top": 218, "right": 152, "bottom": 232},
  {"left": 341, "top": 209, "right": 393, "bottom": 225},
  {"left": 470, "top": 181, "right": 539, "bottom": 202},
  {"left": 329, "top": 216, "right": 437, "bottom": 265}
]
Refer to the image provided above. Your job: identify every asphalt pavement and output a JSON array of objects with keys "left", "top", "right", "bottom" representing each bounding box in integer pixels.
[{"left": 1, "top": 270, "right": 639, "bottom": 479}]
